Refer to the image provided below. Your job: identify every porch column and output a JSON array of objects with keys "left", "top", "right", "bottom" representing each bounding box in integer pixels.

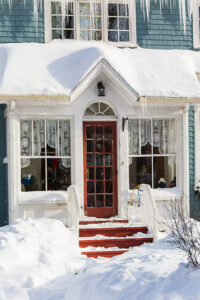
[{"left": 183, "top": 104, "right": 189, "bottom": 214}]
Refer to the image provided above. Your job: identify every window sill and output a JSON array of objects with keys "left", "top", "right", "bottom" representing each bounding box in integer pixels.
[
  {"left": 18, "top": 191, "right": 68, "bottom": 204},
  {"left": 128, "top": 187, "right": 182, "bottom": 202}
]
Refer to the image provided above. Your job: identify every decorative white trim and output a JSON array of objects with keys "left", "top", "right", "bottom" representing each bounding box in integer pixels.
[
  {"left": 193, "top": 0, "right": 200, "bottom": 49},
  {"left": 44, "top": 0, "right": 137, "bottom": 46},
  {"left": 194, "top": 106, "right": 200, "bottom": 189}
]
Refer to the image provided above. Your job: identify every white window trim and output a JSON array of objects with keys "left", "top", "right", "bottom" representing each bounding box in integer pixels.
[
  {"left": 193, "top": 0, "right": 200, "bottom": 49},
  {"left": 44, "top": 0, "right": 137, "bottom": 47},
  {"left": 128, "top": 117, "right": 177, "bottom": 189},
  {"left": 20, "top": 117, "right": 72, "bottom": 192}
]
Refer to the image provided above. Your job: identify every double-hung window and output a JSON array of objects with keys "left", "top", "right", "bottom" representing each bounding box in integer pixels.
[
  {"left": 128, "top": 118, "right": 176, "bottom": 189},
  {"left": 20, "top": 119, "right": 71, "bottom": 192},
  {"left": 47, "top": 0, "right": 135, "bottom": 44}
]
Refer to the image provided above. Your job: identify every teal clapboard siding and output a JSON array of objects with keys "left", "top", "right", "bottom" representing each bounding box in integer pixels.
[
  {"left": 0, "top": 0, "right": 44, "bottom": 43},
  {"left": 189, "top": 106, "right": 200, "bottom": 220},
  {"left": 0, "top": 105, "right": 8, "bottom": 226},
  {"left": 136, "top": 0, "right": 193, "bottom": 49}
]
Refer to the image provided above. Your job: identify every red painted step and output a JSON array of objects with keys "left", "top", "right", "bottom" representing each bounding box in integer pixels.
[
  {"left": 79, "top": 237, "right": 153, "bottom": 249},
  {"left": 79, "top": 226, "right": 148, "bottom": 238},
  {"left": 81, "top": 250, "right": 128, "bottom": 258},
  {"left": 79, "top": 220, "right": 128, "bottom": 225}
]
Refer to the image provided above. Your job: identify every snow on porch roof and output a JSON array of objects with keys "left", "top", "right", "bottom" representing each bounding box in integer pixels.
[{"left": 0, "top": 40, "right": 200, "bottom": 99}]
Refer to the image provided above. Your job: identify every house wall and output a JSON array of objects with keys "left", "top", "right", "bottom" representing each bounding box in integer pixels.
[
  {"left": 0, "top": 0, "right": 44, "bottom": 43},
  {"left": 136, "top": 0, "right": 193, "bottom": 49},
  {"left": 0, "top": 105, "right": 8, "bottom": 226}
]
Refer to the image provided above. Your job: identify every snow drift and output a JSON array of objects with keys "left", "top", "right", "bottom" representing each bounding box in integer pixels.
[
  {"left": 0, "top": 40, "right": 200, "bottom": 98},
  {"left": 0, "top": 218, "right": 83, "bottom": 299}
]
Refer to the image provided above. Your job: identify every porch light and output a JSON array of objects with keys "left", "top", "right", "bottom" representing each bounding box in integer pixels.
[{"left": 97, "top": 81, "right": 105, "bottom": 97}]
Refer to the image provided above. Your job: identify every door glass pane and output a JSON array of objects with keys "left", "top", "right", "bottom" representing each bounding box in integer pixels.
[
  {"left": 129, "top": 157, "right": 152, "bottom": 189},
  {"left": 87, "top": 181, "right": 94, "bottom": 193},
  {"left": 96, "top": 140, "right": 103, "bottom": 152},
  {"left": 105, "top": 154, "right": 112, "bottom": 166},
  {"left": 96, "top": 127, "right": 103, "bottom": 139},
  {"left": 96, "top": 167, "right": 104, "bottom": 180},
  {"left": 87, "top": 168, "right": 94, "bottom": 180},
  {"left": 105, "top": 140, "right": 112, "bottom": 152},
  {"left": 105, "top": 127, "right": 112, "bottom": 139},
  {"left": 106, "top": 181, "right": 113, "bottom": 193},
  {"left": 87, "top": 195, "right": 95, "bottom": 207},
  {"left": 86, "top": 126, "right": 94, "bottom": 139},
  {"left": 105, "top": 168, "right": 112, "bottom": 180},
  {"left": 96, "top": 195, "right": 104, "bottom": 207},
  {"left": 87, "top": 154, "right": 94, "bottom": 166},
  {"left": 96, "top": 181, "right": 104, "bottom": 193},
  {"left": 141, "top": 119, "right": 152, "bottom": 154},
  {"left": 96, "top": 154, "right": 103, "bottom": 166},
  {"left": 87, "top": 140, "right": 94, "bottom": 152},
  {"left": 105, "top": 195, "right": 113, "bottom": 207}
]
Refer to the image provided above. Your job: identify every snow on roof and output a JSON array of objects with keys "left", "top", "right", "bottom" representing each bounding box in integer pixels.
[{"left": 0, "top": 40, "right": 200, "bottom": 98}]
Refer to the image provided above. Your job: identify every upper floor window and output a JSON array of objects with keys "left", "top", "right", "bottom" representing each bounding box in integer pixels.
[{"left": 45, "top": 0, "right": 136, "bottom": 45}]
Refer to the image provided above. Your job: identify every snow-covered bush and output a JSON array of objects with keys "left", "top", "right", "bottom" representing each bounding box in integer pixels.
[{"left": 163, "top": 199, "right": 200, "bottom": 268}]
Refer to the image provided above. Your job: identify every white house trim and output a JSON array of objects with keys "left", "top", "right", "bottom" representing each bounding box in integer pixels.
[
  {"left": 70, "top": 58, "right": 138, "bottom": 103},
  {"left": 194, "top": 106, "right": 200, "bottom": 189},
  {"left": 193, "top": 0, "right": 200, "bottom": 49}
]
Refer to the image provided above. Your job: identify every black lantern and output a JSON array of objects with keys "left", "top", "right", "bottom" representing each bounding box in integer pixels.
[{"left": 97, "top": 81, "right": 105, "bottom": 97}]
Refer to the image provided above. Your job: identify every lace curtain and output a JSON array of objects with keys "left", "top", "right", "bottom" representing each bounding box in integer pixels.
[
  {"left": 128, "top": 118, "right": 176, "bottom": 157},
  {"left": 21, "top": 119, "right": 71, "bottom": 168}
]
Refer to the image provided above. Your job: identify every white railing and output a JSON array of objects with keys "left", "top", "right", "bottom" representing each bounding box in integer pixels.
[
  {"left": 140, "top": 184, "right": 158, "bottom": 242},
  {"left": 67, "top": 185, "right": 81, "bottom": 237}
]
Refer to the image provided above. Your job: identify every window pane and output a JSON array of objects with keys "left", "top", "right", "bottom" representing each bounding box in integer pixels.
[
  {"left": 20, "top": 120, "right": 32, "bottom": 156},
  {"left": 33, "top": 120, "right": 45, "bottom": 156},
  {"left": 21, "top": 158, "right": 45, "bottom": 191},
  {"left": 80, "top": 30, "right": 90, "bottom": 40},
  {"left": 129, "top": 157, "right": 152, "bottom": 189},
  {"left": 93, "top": 3, "right": 101, "bottom": 15},
  {"left": 47, "top": 120, "right": 58, "bottom": 156},
  {"left": 108, "top": 31, "right": 118, "bottom": 42},
  {"left": 52, "top": 16, "right": 62, "bottom": 28},
  {"left": 119, "top": 31, "right": 129, "bottom": 42},
  {"left": 153, "top": 156, "right": 176, "bottom": 188},
  {"left": 64, "top": 30, "right": 74, "bottom": 39},
  {"left": 94, "top": 17, "right": 102, "bottom": 29},
  {"left": 92, "top": 31, "right": 102, "bottom": 41},
  {"left": 153, "top": 119, "right": 164, "bottom": 154},
  {"left": 119, "top": 18, "right": 129, "bottom": 30},
  {"left": 47, "top": 158, "right": 71, "bottom": 191},
  {"left": 65, "top": 2, "right": 73, "bottom": 14},
  {"left": 141, "top": 119, "right": 152, "bottom": 154},
  {"left": 119, "top": 4, "right": 129, "bottom": 16},
  {"left": 80, "top": 17, "right": 90, "bottom": 29},
  {"left": 64, "top": 16, "right": 74, "bottom": 28},
  {"left": 51, "top": 2, "right": 61, "bottom": 14},
  {"left": 108, "top": 4, "right": 117, "bottom": 16},
  {"left": 108, "top": 18, "right": 118, "bottom": 30},
  {"left": 79, "top": 3, "right": 90, "bottom": 15},
  {"left": 128, "top": 119, "right": 139, "bottom": 155},
  {"left": 164, "top": 119, "right": 176, "bottom": 154},
  {"left": 52, "top": 30, "right": 62, "bottom": 39},
  {"left": 59, "top": 120, "right": 70, "bottom": 156}
]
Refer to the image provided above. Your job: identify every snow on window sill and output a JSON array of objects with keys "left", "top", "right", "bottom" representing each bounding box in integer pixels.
[
  {"left": 128, "top": 187, "right": 182, "bottom": 201},
  {"left": 18, "top": 191, "right": 68, "bottom": 204}
]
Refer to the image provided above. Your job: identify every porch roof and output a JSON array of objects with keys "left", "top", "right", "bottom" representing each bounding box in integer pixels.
[{"left": 0, "top": 40, "right": 200, "bottom": 100}]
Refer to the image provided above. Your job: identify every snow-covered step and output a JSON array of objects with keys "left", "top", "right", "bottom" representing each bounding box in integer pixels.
[
  {"left": 79, "top": 236, "right": 153, "bottom": 249},
  {"left": 81, "top": 249, "right": 128, "bottom": 258},
  {"left": 79, "top": 219, "right": 128, "bottom": 225},
  {"left": 79, "top": 226, "right": 148, "bottom": 237}
]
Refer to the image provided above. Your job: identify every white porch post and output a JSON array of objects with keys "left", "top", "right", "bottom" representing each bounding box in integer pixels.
[
  {"left": 183, "top": 104, "right": 190, "bottom": 214},
  {"left": 7, "top": 101, "right": 18, "bottom": 223}
]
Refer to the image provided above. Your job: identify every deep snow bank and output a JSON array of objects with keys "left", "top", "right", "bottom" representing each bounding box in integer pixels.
[
  {"left": 0, "top": 218, "right": 83, "bottom": 299},
  {"left": 65, "top": 235, "right": 200, "bottom": 300}
]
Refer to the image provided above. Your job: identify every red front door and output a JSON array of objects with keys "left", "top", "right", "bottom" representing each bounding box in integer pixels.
[{"left": 83, "top": 122, "right": 118, "bottom": 218}]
